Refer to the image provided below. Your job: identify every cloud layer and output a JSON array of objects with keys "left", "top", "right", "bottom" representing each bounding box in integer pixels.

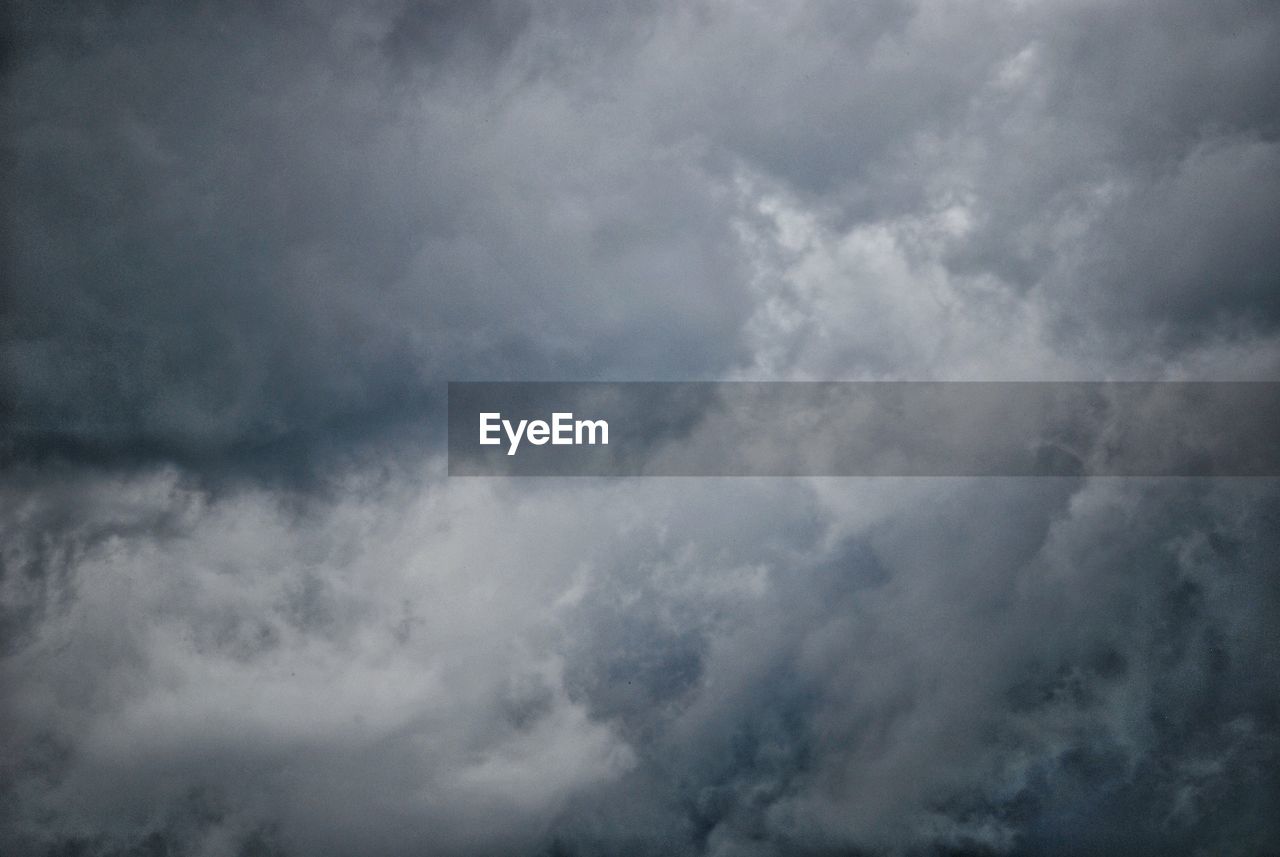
[{"left": 3, "top": 1, "right": 1279, "bottom": 855}]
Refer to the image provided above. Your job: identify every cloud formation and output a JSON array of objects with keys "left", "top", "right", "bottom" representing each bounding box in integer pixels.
[{"left": 2, "top": 0, "right": 1278, "bottom": 855}]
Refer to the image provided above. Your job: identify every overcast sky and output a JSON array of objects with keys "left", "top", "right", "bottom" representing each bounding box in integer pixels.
[{"left": 3, "top": 1, "right": 1279, "bottom": 855}]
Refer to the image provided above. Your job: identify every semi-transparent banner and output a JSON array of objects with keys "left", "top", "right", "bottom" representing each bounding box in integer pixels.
[{"left": 447, "top": 382, "right": 1280, "bottom": 476}]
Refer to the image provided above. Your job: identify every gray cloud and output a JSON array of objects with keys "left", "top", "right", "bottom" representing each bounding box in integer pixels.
[
  {"left": 2, "top": 0, "right": 750, "bottom": 470},
  {"left": 4, "top": 474, "right": 1277, "bottom": 855},
  {"left": 2, "top": 0, "right": 1279, "bottom": 855}
]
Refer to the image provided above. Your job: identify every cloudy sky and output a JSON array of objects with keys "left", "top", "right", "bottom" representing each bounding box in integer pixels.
[{"left": 2, "top": 1, "right": 1279, "bottom": 855}]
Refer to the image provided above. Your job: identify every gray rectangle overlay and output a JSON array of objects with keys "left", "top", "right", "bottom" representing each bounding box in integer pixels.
[{"left": 448, "top": 382, "right": 1280, "bottom": 476}]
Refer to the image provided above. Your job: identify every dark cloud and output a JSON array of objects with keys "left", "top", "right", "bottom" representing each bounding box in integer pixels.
[
  {"left": 7, "top": 474, "right": 1277, "bottom": 855},
  {"left": 383, "top": 0, "right": 533, "bottom": 70},
  {"left": 937, "top": 0, "right": 1280, "bottom": 348},
  {"left": 2, "top": 0, "right": 1279, "bottom": 855},
  {"left": 2, "top": 0, "right": 750, "bottom": 474},
  {"left": 1066, "top": 138, "right": 1280, "bottom": 344}
]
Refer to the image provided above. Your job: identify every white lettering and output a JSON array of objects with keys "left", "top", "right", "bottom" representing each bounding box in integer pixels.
[
  {"left": 479, "top": 412, "right": 610, "bottom": 455},
  {"left": 552, "top": 412, "right": 574, "bottom": 444},
  {"left": 503, "top": 418, "right": 527, "bottom": 456},
  {"left": 576, "top": 419, "right": 608, "bottom": 446},
  {"left": 480, "top": 413, "right": 501, "bottom": 445}
]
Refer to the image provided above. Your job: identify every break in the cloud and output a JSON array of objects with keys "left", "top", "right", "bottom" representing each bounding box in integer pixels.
[{"left": 2, "top": 0, "right": 1278, "bottom": 855}]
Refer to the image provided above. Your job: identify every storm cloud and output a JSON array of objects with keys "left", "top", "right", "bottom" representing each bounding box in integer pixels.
[{"left": 2, "top": 1, "right": 1279, "bottom": 855}]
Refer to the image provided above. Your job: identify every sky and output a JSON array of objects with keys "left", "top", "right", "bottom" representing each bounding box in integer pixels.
[{"left": 2, "top": 1, "right": 1279, "bottom": 855}]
